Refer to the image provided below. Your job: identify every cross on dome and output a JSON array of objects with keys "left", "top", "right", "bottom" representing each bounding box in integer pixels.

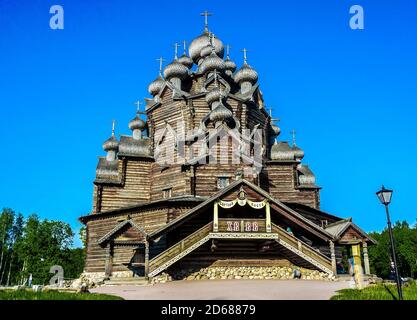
[
  {"left": 182, "top": 40, "right": 187, "bottom": 54},
  {"left": 226, "top": 45, "right": 231, "bottom": 59},
  {"left": 156, "top": 57, "right": 165, "bottom": 76},
  {"left": 241, "top": 48, "right": 249, "bottom": 64},
  {"left": 268, "top": 107, "right": 280, "bottom": 122},
  {"left": 290, "top": 130, "right": 297, "bottom": 146},
  {"left": 111, "top": 120, "right": 116, "bottom": 136},
  {"left": 173, "top": 43, "right": 180, "bottom": 60},
  {"left": 200, "top": 10, "right": 212, "bottom": 32}
]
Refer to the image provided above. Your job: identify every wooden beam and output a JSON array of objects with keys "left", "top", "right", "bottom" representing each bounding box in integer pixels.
[
  {"left": 329, "top": 240, "right": 337, "bottom": 275},
  {"left": 213, "top": 201, "right": 219, "bottom": 232},
  {"left": 144, "top": 240, "right": 150, "bottom": 280},
  {"left": 265, "top": 201, "right": 271, "bottom": 232},
  {"left": 363, "top": 241, "right": 370, "bottom": 275}
]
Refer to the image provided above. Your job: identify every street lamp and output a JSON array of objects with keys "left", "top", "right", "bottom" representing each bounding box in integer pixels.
[{"left": 376, "top": 185, "right": 403, "bottom": 300}]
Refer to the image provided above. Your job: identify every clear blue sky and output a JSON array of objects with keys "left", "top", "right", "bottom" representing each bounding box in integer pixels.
[{"left": 1, "top": 0, "right": 416, "bottom": 247}]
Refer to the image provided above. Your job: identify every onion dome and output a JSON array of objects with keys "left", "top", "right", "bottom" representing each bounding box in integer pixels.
[
  {"left": 178, "top": 54, "right": 193, "bottom": 69},
  {"left": 225, "top": 58, "right": 237, "bottom": 73},
  {"left": 199, "top": 51, "right": 226, "bottom": 74},
  {"left": 189, "top": 32, "right": 224, "bottom": 64},
  {"left": 270, "top": 141, "right": 295, "bottom": 161},
  {"left": 205, "top": 86, "right": 222, "bottom": 106},
  {"left": 270, "top": 123, "right": 281, "bottom": 137},
  {"left": 210, "top": 102, "right": 233, "bottom": 124},
  {"left": 200, "top": 44, "right": 214, "bottom": 59},
  {"left": 292, "top": 145, "right": 305, "bottom": 160},
  {"left": 234, "top": 62, "right": 258, "bottom": 84},
  {"left": 298, "top": 164, "right": 316, "bottom": 186},
  {"left": 128, "top": 115, "right": 146, "bottom": 131},
  {"left": 148, "top": 75, "right": 165, "bottom": 96},
  {"left": 103, "top": 135, "right": 119, "bottom": 152},
  {"left": 163, "top": 60, "right": 188, "bottom": 80}
]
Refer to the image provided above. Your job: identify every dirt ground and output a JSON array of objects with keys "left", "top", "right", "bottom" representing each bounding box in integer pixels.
[{"left": 91, "top": 279, "right": 351, "bottom": 300}]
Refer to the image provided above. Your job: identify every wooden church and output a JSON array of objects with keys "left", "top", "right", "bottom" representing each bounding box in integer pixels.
[{"left": 79, "top": 12, "right": 375, "bottom": 281}]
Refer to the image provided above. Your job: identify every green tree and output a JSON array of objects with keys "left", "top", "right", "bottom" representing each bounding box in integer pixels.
[
  {"left": 0, "top": 208, "right": 15, "bottom": 285},
  {"left": 368, "top": 220, "right": 417, "bottom": 279}
]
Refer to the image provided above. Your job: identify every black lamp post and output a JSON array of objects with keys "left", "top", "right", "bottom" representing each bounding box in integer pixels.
[{"left": 376, "top": 185, "right": 403, "bottom": 300}]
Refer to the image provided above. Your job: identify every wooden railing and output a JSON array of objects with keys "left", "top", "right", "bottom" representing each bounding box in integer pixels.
[
  {"left": 217, "top": 218, "right": 266, "bottom": 233},
  {"left": 149, "top": 222, "right": 213, "bottom": 275},
  {"left": 271, "top": 223, "right": 332, "bottom": 273}
]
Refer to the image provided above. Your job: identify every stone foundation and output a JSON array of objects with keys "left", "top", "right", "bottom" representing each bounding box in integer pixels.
[
  {"left": 152, "top": 265, "right": 335, "bottom": 284},
  {"left": 70, "top": 272, "right": 107, "bottom": 289}
]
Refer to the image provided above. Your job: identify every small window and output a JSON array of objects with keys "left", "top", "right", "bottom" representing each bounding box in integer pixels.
[
  {"left": 321, "top": 220, "right": 328, "bottom": 228},
  {"left": 162, "top": 188, "right": 172, "bottom": 199},
  {"left": 217, "top": 177, "right": 229, "bottom": 189}
]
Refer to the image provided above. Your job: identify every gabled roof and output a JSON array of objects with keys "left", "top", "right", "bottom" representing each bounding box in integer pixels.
[
  {"left": 97, "top": 219, "right": 148, "bottom": 245},
  {"left": 148, "top": 179, "right": 334, "bottom": 241},
  {"left": 79, "top": 195, "right": 207, "bottom": 223},
  {"left": 283, "top": 202, "right": 342, "bottom": 223},
  {"left": 325, "top": 219, "right": 377, "bottom": 244}
]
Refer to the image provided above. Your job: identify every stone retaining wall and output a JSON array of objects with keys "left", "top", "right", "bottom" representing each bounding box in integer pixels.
[{"left": 151, "top": 265, "right": 335, "bottom": 284}]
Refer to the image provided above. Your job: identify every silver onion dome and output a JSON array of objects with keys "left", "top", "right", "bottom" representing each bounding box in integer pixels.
[
  {"left": 205, "top": 86, "right": 222, "bottom": 106},
  {"left": 189, "top": 32, "right": 224, "bottom": 63},
  {"left": 163, "top": 60, "right": 189, "bottom": 80},
  {"left": 103, "top": 135, "right": 119, "bottom": 152},
  {"left": 298, "top": 164, "right": 316, "bottom": 185},
  {"left": 292, "top": 145, "right": 305, "bottom": 160},
  {"left": 270, "top": 141, "right": 295, "bottom": 161},
  {"left": 200, "top": 44, "right": 214, "bottom": 59},
  {"left": 234, "top": 63, "right": 258, "bottom": 84},
  {"left": 128, "top": 115, "right": 146, "bottom": 131},
  {"left": 270, "top": 123, "right": 281, "bottom": 137},
  {"left": 199, "top": 51, "right": 226, "bottom": 74},
  {"left": 225, "top": 58, "right": 237, "bottom": 73},
  {"left": 178, "top": 54, "right": 193, "bottom": 69},
  {"left": 148, "top": 75, "right": 165, "bottom": 96},
  {"left": 210, "top": 102, "right": 233, "bottom": 124}
]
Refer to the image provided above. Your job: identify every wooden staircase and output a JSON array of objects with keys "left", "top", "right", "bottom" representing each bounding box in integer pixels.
[
  {"left": 148, "top": 222, "right": 213, "bottom": 277},
  {"left": 148, "top": 221, "right": 333, "bottom": 278},
  {"left": 271, "top": 223, "right": 333, "bottom": 274},
  {"left": 104, "top": 276, "right": 148, "bottom": 286}
]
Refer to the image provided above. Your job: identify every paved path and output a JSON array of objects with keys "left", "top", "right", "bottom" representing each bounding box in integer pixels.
[{"left": 91, "top": 279, "right": 350, "bottom": 300}]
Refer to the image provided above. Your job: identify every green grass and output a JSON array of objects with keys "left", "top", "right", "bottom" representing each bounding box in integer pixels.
[
  {"left": 331, "top": 281, "right": 417, "bottom": 300},
  {"left": 0, "top": 289, "right": 123, "bottom": 300}
]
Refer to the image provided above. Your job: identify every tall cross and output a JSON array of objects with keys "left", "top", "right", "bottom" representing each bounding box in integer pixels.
[
  {"left": 200, "top": 10, "right": 212, "bottom": 32},
  {"left": 111, "top": 120, "right": 116, "bottom": 136},
  {"left": 134, "top": 100, "right": 146, "bottom": 115},
  {"left": 134, "top": 100, "right": 142, "bottom": 112},
  {"left": 226, "top": 45, "right": 231, "bottom": 59},
  {"left": 269, "top": 107, "right": 280, "bottom": 122},
  {"left": 173, "top": 43, "right": 180, "bottom": 59},
  {"left": 182, "top": 40, "right": 187, "bottom": 55},
  {"left": 156, "top": 57, "right": 165, "bottom": 75},
  {"left": 290, "top": 129, "right": 297, "bottom": 146},
  {"left": 241, "top": 48, "right": 249, "bottom": 64}
]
